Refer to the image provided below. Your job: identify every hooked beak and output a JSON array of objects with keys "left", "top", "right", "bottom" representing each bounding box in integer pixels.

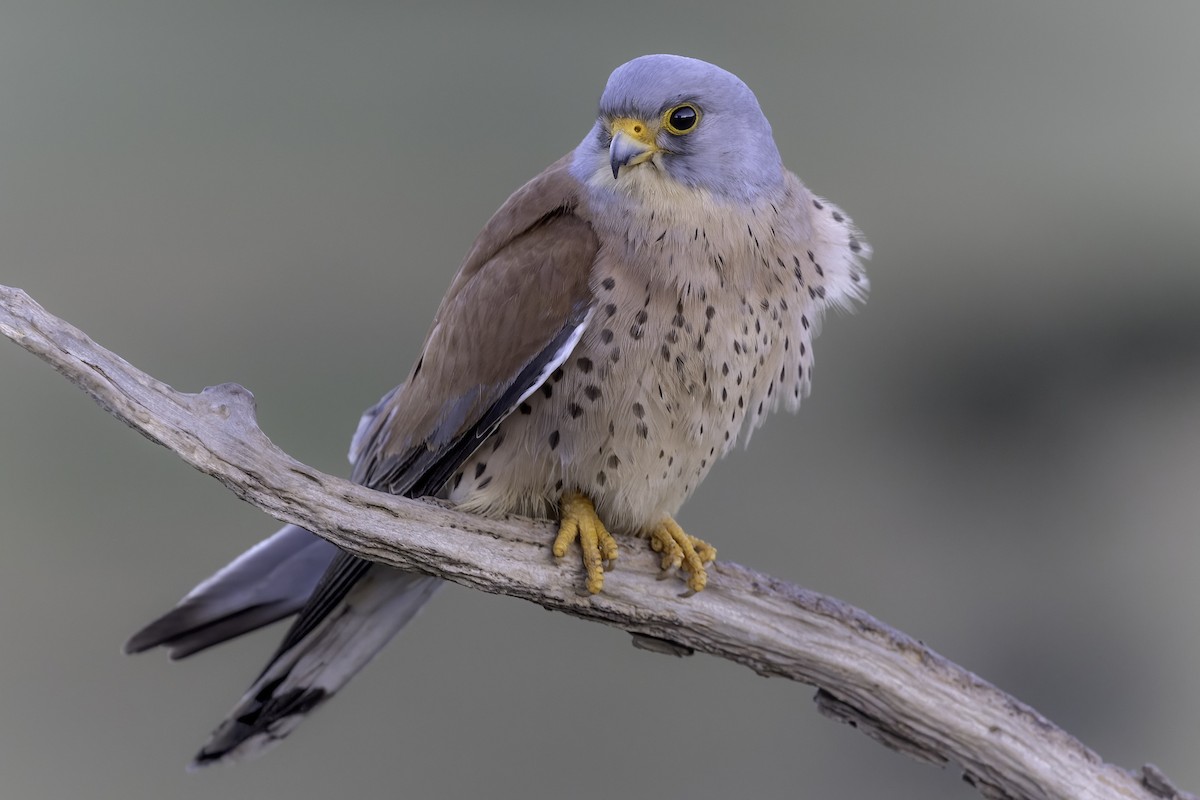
[{"left": 609, "top": 117, "right": 659, "bottom": 178}]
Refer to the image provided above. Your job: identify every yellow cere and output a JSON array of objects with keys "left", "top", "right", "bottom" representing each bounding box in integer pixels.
[{"left": 609, "top": 117, "right": 658, "bottom": 148}]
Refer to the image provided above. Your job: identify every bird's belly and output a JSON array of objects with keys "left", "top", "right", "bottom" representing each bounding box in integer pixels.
[{"left": 444, "top": 274, "right": 776, "bottom": 535}]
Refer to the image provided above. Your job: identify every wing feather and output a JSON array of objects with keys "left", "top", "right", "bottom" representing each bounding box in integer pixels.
[
  {"left": 257, "top": 156, "right": 597, "bottom": 683},
  {"left": 351, "top": 180, "right": 597, "bottom": 490}
]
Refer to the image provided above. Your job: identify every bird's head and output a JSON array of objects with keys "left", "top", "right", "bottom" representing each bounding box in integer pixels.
[{"left": 572, "top": 55, "right": 785, "bottom": 204}]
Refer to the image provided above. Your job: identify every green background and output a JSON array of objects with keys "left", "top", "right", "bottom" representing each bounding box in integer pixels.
[{"left": 1, "top": 1, "right": 1198, "bottom": 798}]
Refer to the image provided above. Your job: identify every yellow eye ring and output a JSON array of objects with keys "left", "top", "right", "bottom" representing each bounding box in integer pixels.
[{"left": 662, "top": 104, "right": 701, "bottom": 135}]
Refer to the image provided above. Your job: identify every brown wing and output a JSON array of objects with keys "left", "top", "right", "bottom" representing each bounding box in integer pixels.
[
  {"left": 256, "top": 154, "right": 598, "bottom": 673},
  {"left": 351, "top": 152, "right": 598, "bottom": 496}
]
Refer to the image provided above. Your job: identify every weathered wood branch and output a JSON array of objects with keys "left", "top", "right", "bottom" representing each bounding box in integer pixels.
[{"left": 0, "top": 284, "right": 1191, "bottom": 800}]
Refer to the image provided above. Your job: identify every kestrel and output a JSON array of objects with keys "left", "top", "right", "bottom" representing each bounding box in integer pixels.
[{"left": 125, "top": 54, "right": 870, "bottom": 766}]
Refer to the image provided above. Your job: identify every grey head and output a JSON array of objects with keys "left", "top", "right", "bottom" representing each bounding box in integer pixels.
[{"left": 572, "top": 54, "right": 785, "bottom": 203}]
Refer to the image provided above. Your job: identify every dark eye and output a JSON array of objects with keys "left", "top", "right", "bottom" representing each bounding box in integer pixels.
[{"left": 664, "top": 104, "right": 700, "bottom": 135}]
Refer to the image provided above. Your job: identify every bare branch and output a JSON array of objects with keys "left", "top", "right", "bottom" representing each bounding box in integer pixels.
[{"left": 0, "top": 284, "right": 1191, "bottom": 800}]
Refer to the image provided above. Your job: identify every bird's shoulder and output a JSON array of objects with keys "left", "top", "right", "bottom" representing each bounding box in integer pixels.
[
  {"left": 451, "top": 152, "right": 595, "bottom": 289},
  {"left": 425, "top": 151, "right": 600, "bottom": 353}
]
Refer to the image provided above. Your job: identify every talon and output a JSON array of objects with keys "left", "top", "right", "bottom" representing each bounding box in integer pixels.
[
  {"left": 555, "top": 490, "right": 618, "bottom": 594},
  {"left": 659, "top": 538, "right": 683, "bottom": 571},
  {"left": 648, "top": 517, "right": 716, "bottom": 592}
]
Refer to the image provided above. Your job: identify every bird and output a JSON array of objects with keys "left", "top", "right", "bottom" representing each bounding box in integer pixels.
[{"left": 124, "top": 54, "right": 870, "bottom": 767}]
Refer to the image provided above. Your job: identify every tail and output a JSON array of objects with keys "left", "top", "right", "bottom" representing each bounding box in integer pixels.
[
  {"left": 125, "top": 384, "right": 402, "bottom": 658},
  {"left": 126, "top": 383, "right": 444, "bottom": 766},
  {"left": 190, "top": 563, "right": 440, "bottom": 767},
  {"left": 125, "top": 531, "right": 442, "bottom": 768},
  {"left": 124, "top": 524, "right": 338, "bottom": 659}
]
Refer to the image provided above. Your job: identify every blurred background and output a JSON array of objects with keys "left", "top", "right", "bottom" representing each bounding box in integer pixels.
[{"left": 1, "top": 1, "right": 1198, "bottom": 798}]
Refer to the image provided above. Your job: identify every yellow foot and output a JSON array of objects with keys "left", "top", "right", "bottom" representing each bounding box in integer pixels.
[
  {"left": 553, "top": 490, "right": 619, "bottom": 594},
  {"left": 648, "top": 517, "right": 717, "bottom": 593}
]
